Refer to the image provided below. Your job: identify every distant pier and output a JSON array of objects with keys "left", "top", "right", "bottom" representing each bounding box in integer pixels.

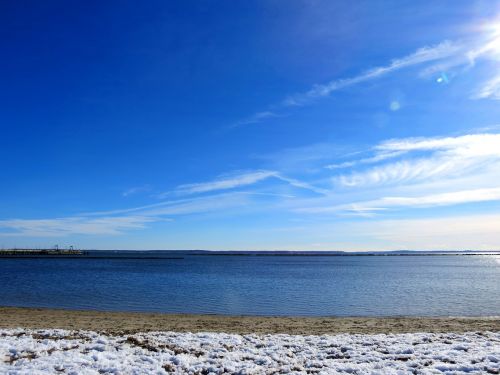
[{"left": 0, "top": 249, "right": 87, "bottom": 257}]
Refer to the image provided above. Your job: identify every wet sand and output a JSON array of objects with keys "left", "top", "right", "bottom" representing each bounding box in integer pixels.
[{"left": 1, "top": 307, "right": 499, "bottom": 335}]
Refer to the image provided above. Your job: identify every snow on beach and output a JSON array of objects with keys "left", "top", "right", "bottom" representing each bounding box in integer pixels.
[{"left": 1, "top": 329, "right": 499, "bottom": 374}]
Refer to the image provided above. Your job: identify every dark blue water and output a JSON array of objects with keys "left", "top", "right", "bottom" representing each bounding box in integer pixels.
[{"left": 1, "top": 255, "right": 499, "bottom": 316}]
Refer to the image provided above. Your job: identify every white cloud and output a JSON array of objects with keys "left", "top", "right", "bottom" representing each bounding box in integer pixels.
[
  {"left": 235, "top": 19, "right": 500, "bottom": 127},
  {"left": 0, "top": 193, "right": 253, "bottom": 238},
  {"left": 122, "top": 185, "right": 151, "bottom": 197},
  {"left": 284, "top": 41, "right": 461, "bottom": 106},
  {"left": 467, "top": 32, "right": 500, "bottom": 64},
  {"left": 0, "top": 216, "right": 156, "bottom": 237},
  {"left": 300, "top": 187, "right": 500, "bottom": 214},
  {"left": 233, "top": 40, "right": 462, "bottom": 127},
  {"left": 273, "top": 175, "right": 329, "bottom": 195},
  {"left": 284, "top": 132, "right": 500, "bottom": 217},
  {"left": 167, "top": 170, "right": 327, "bottom": 196},
  {"left": 336, "top": 133, "right": 500, "bottom": 188},
  {"left": 231, "top": 111, "right": 281, "bottom": 128},
  {"left": 10, "top": 132, "right": 498, "bottom": 239},
  {"left": 379, "top": 187, "right": 500, "bottom": 207},
  {"left": 174, "top": 170, "right": 278, "bottom": 195},
  {"left": 375, "top": 133, "right": 500, "bottom": 155},
  {"left": 1, "top": 169, "right": 328, "bottom": 238},
  {"left": 473, "top": 73, "right": 500, "bottom": 100},
  {"left": 140, "top": 193, "right": 252, "bottom": 216},
  {"left": 337, "top": 157, "right": 471, "bottom": 187},
  {"left": 259, "top": 142, "right": 353, "bottom": 173},
  {"left": 325, "top": 151, "right": 405, "bottom": 170}
]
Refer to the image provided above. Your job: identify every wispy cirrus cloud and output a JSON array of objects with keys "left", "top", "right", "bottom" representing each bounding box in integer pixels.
[
  {"left": 228, "top": 130, "right": 500, "bottom": 221},
  {"left": 0, "top": 193, "right": 254, "bottom": 237},
  {"left": 137, "top": 192, "right": 253, "bottom": 216},
  {"left": 0, "top": 216, "right": 156, "bottom": 237},
  {"left": 472, "top": 73, "right": 500, "bottom": 100},
  {"left": 161, "top": 170, "right": 327, "bottom": 197},
  {"left": 85, "top": 192, "right": 253, "bottom": 217},
  {"left": 256, "top": 142, "right": 355, "bottom": 173},
  {"left": 335, "top": 133, "right": 500, "bottom": 188},
  {"left": 375, "top": 133, "right": 500, "bottom": 154},
  {"left": 122, "top": 185, "right": 151, "bottom": 197},
  {"left": 337, "top": 157, "right": 474, "bottom": 188},
  {"left": 283, "top": 41, "right": 461, "bottom": 106},
  {"left": 283, "top": 132, "right": 500, "bottom": 216},
  {"left": 274, "top": 175, "right": 329, "bottom": 195},
  {"left": 235, "top": 41, "right": 461, "bottom": 126},
  {"left": 374, "top": 187, "right": 500, "bottom": 209},
  {"left": 231, "top": 111, "right": 281, "bottom": 128},
  {"left": 325, "top": 150, "right": 405, "bottom": 170},
  {"left": 173, "top": 170, "right": 278, "bottom": 195},
  {"left": 235, "top": 20, "right": 500, "bottom": 127},
  {"left": 0, "top": 166, "right": 330, "bottom": 238},
  {"left": 6, "top": 128, "right": 500, "bottom": 240},
  {"left": 300, "top": 187, "right": 500, "bottom": 214}
]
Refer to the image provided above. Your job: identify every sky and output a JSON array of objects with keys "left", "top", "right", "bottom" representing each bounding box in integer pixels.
[{"left": 2, "top": 1, "right": 500, "bottom": 251}]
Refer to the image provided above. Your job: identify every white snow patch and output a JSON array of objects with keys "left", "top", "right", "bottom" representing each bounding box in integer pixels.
[{"left": 0, "top": 329, "right": 499, "bottom": 374}]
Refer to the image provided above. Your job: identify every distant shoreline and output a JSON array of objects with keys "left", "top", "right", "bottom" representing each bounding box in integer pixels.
[
  {"left": 1, "top": 307, "right": 499, "bottom": 335},
  {"left": 1, "top": 249, "right": 499, "bottom": 259}
]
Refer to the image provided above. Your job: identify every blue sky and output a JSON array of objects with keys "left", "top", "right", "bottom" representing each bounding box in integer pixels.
[{"left": 2, "top": 1, "right": 500, "bottom": 250}]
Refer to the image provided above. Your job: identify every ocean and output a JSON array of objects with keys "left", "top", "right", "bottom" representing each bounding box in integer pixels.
[{"left": 1, "top": 253, "right": 499, "bottom": 316}]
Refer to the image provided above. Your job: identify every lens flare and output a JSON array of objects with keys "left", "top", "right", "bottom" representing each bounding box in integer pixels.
[{"left": 436, "top": 72, "right": 449, "bottom": 84}]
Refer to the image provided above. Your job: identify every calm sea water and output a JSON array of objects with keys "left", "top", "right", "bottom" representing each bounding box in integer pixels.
[{"left": 1, "top": 254, "right": 499, "bottom": 316}]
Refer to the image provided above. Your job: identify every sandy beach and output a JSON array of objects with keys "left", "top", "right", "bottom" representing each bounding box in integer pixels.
[{"left": 1, "top": 306, "right": 499, "bottom": 335}]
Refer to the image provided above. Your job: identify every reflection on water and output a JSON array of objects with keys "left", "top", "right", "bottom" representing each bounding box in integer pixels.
[{"left": 0, "top": 255, "right": 499, "bottom": 316}]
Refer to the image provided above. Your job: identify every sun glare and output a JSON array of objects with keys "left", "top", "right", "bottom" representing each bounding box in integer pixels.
[
  {"left": 481, "top": 20, "right": 500, "bottom": 56},
  {"left": 491, "top": 20, "right": 500, "bottom": 41},
  {"left": 492, "top": 21, "right": 500, "bottom": 36},
  {"left": 480, "top": 14, "right": 500, "bottom": 34}
]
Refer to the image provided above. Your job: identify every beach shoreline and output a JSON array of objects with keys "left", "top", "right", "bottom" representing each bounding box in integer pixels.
[{"left": 1, "top": 306, "right": 499, "bottom": 335}]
